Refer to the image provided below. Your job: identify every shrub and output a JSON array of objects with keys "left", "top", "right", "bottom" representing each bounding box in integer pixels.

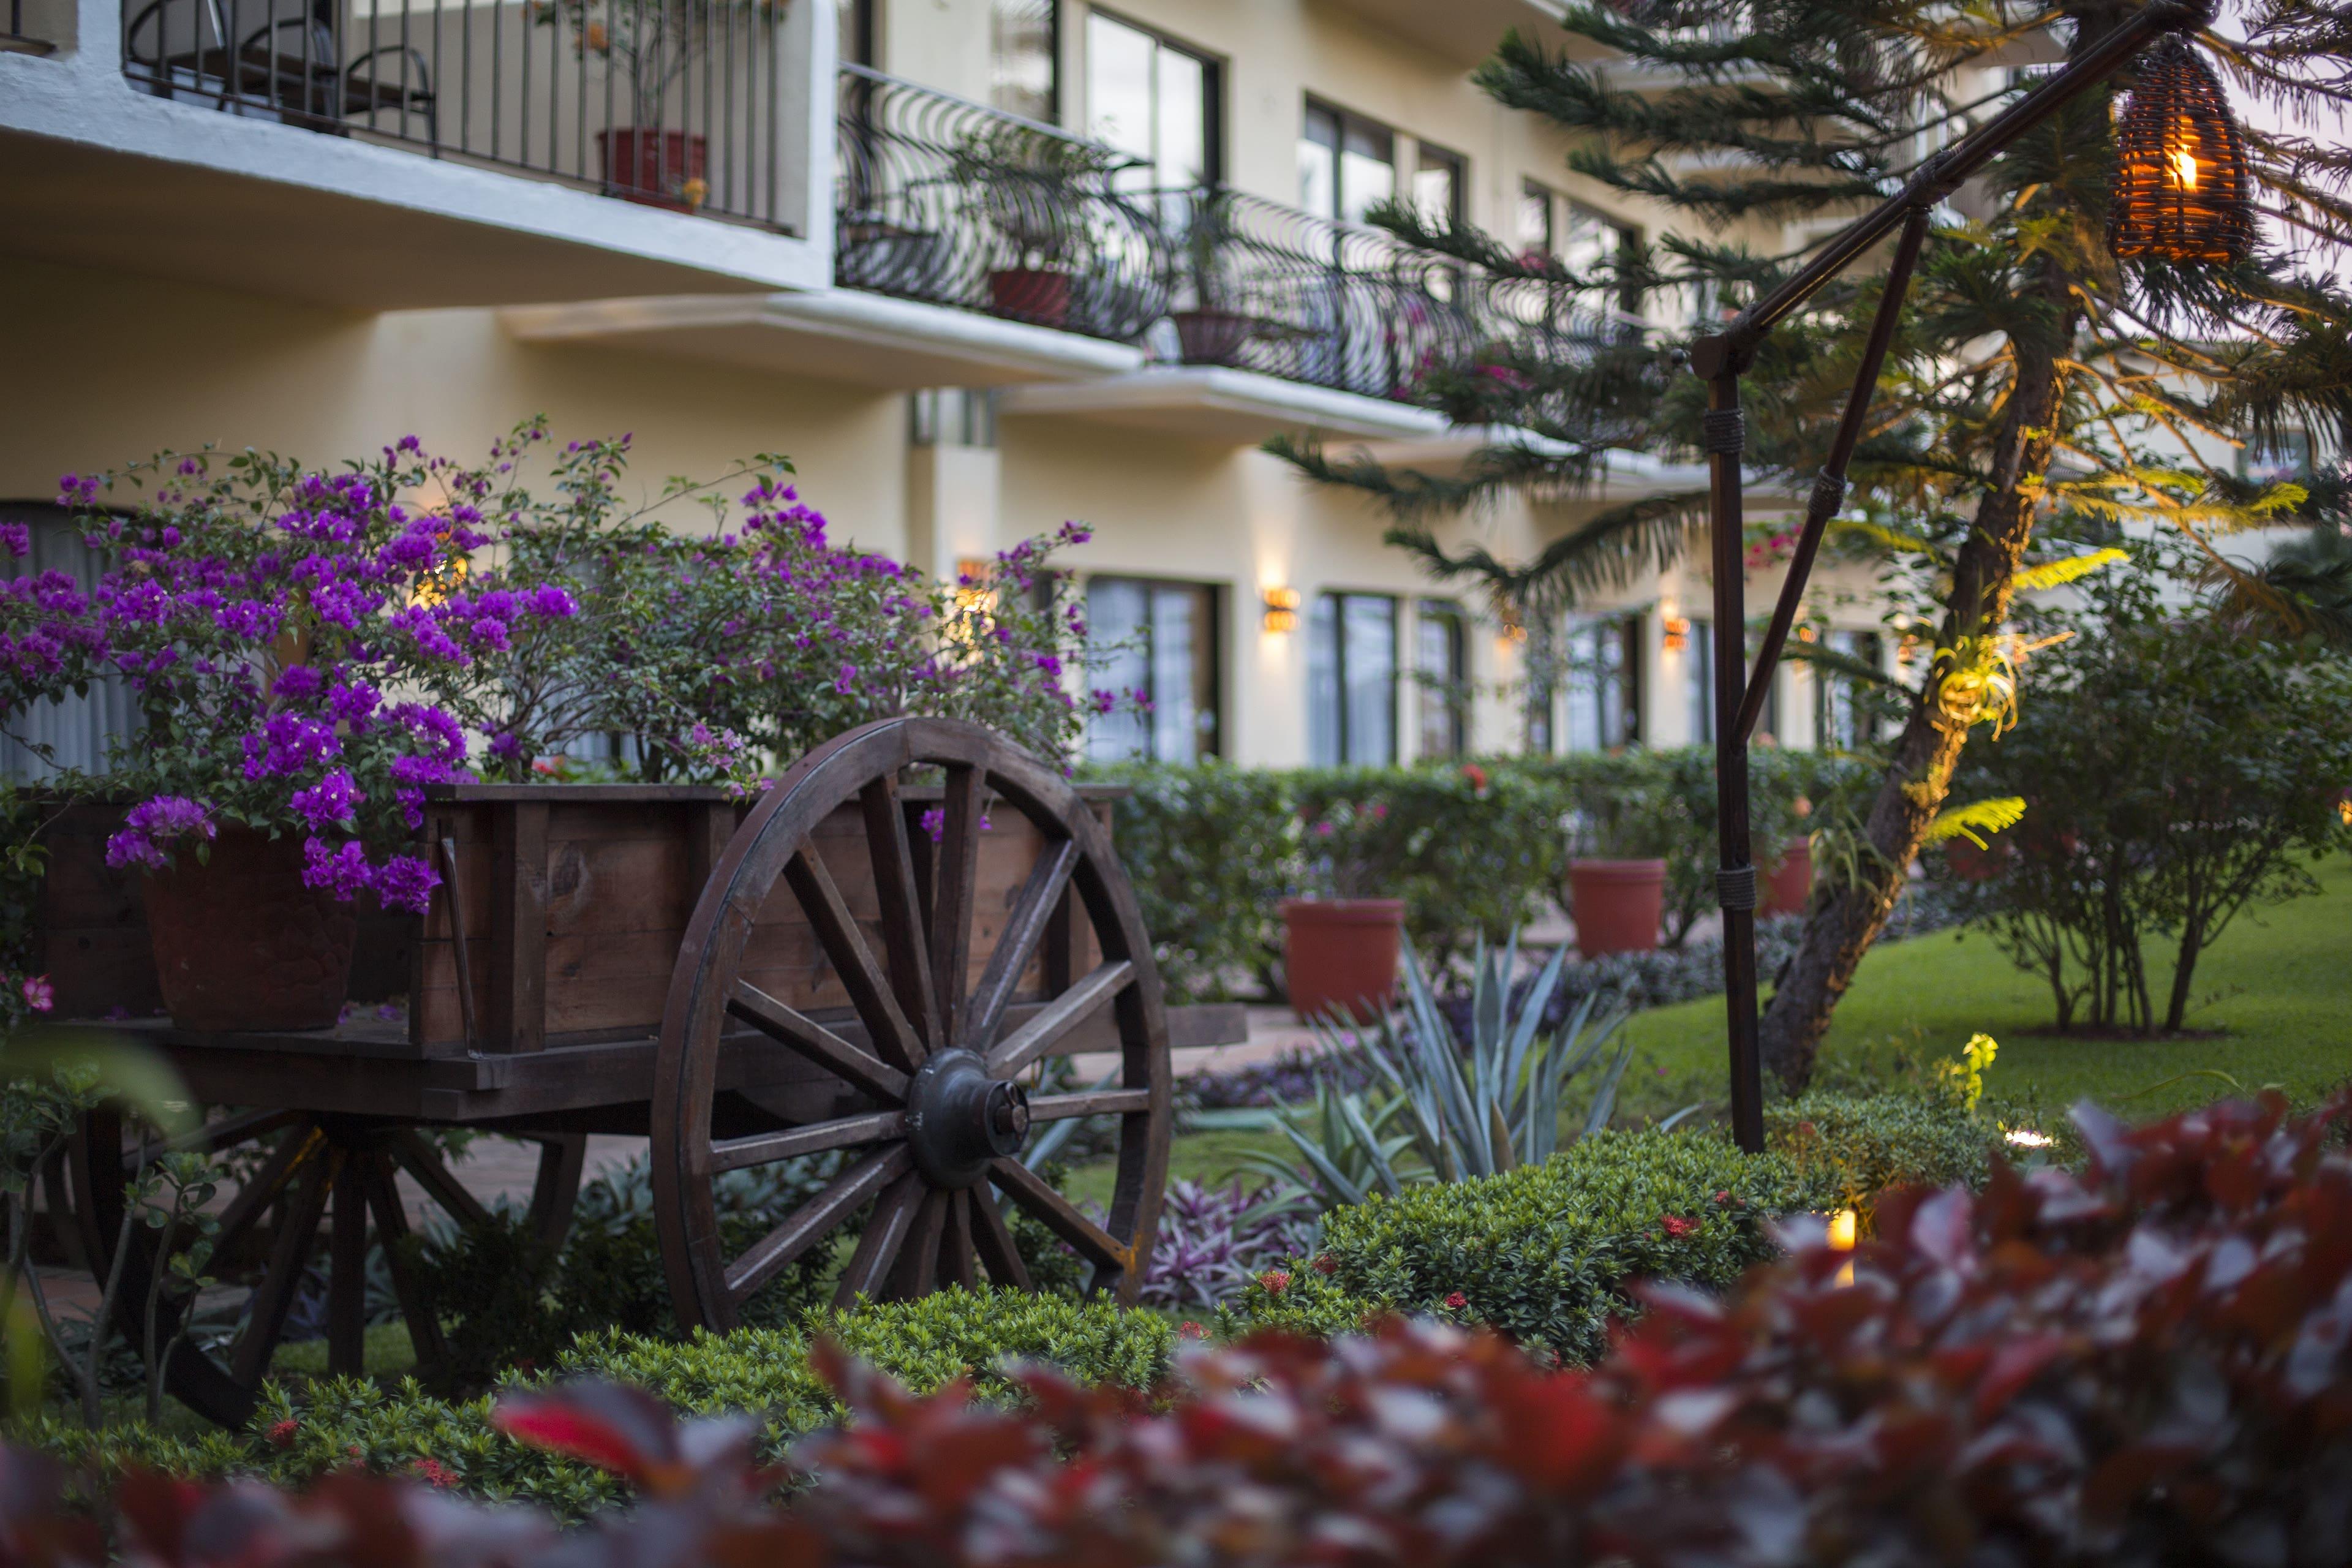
[
  {"left": 1767, "top": 1087, "right": 1997, "bottom": 1219},
  {"left": 1090, "top": 759, "right": 1295, "bottom": 1001},
  {"left": 1226, "top": 1129, "right": 1800, "bottom": 1363}
]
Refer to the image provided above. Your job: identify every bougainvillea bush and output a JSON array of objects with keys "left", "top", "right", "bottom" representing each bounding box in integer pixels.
[
  {"left": 7, "top": 1091, "right": 2349, "bottom": 1566},
  {"left": 1, "top": 423, "right": 1124, "bottom": 970}
]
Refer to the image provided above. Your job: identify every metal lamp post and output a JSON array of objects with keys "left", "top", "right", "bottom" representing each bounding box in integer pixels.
[{"left": 1695, "top": 0, "right": 2252, "bottom": 1154}]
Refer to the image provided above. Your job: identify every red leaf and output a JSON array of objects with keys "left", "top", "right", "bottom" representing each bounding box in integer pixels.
[{"left": 492, "top": 1384, "right": 679, "bottom": 1487}]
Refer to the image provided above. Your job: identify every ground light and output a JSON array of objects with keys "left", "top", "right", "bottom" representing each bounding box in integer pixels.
[{"left": 1692, "top": 0, "right": 2255, "bottom": 1153}]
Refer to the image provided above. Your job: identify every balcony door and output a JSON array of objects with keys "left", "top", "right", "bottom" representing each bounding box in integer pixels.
[
  {"left": 1086, "top": 577, "right": 1221, "bottom": 764},
  {"left": 990, "top": 0, "right": 1057, "bottom": 123},
  {"left": 1297, "top": 102, "right": 1397, "bottom": 396},
  {"left": 1085, "top": 10, "right": 1218, "bottom": 192}
]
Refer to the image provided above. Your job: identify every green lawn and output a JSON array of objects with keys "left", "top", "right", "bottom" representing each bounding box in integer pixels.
[{"left": 1620, "top": 853, "right": 2352, "bottom": 1122}]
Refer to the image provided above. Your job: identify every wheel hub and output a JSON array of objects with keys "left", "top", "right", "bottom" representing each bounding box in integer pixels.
[{"left": 905, "top": 1048, "right": 1030, "bottom": 1189}]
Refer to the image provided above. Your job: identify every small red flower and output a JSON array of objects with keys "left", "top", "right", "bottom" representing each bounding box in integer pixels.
[
  {"left": 1660, "top": 1215, "right": 1698, "bottom": 1238},
  {"left": 1178, "top": 1321, "right": 1206, "bottom": 1340},
  {"left": 346, "top": 1444, "right": 363, "bottom": 1459},
  {"left": 1258, "top": 1269, "right": 1292, "bottom": 1295},
  {"left": 266, "top": 1419, "right": 298, "bottom": 1449},
  {"left": 412, "top": 1458, "right": 457, "bottom": 1489},
  {"left": 1311, "top": 1254, "right": 1337, "bottom": 1275},
  {"left": 1460, "top": 763, "right": 1489, "bottom": 794},
  {"left": 1713, "top": 1190, "right": 1732, "bottom": 1206},
  {"left": 1444, "top": 1291, "right": 1468, "bottom": 1310}
]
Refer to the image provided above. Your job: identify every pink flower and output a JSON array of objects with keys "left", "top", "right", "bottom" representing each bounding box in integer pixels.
[
  {"left": 1444, "top": 1291, "right": 1468, "bottom": 1310},
  {"left": 1178, "top": 1321, "right": 1207, "bottom": 1340},
  {"left": 19, "top": 976, "right": 53, "bottom": 1013},
  {"left": 1258, "top": 1269, "right": 1291, "bottom": 1295},
  {"left": 267, "top": 1419, "right": 298, "bottom": 1449},
  {"left": 1661, "top": 1214, "right": 1698, "bottom": 1238},
  {"left": 412, "top": 1458, "right": 458, "bottom": 1488}
]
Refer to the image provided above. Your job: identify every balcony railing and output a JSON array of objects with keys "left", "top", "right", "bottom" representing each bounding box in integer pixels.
[
  {"left": 119, "top": 0, "right": 799, "bottom": 228},
  {"left": 832, "top": 66, "right": 1632, "bottom": 402},
  {"left": 835, "top": 62, "right": 1167, "bottom": 341}
]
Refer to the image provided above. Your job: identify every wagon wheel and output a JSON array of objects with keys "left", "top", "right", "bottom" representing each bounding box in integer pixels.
[
  {"left": 66, "top": 1111, "right": 587, "bottom": 1428},
  {"left": 652, "top": 716, "right": 1172, "bottom": 1332}
]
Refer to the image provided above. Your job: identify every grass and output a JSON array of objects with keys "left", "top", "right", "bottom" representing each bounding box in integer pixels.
[{"left": 1619, "top": 853, "right": 2352, "bottom": 1121}]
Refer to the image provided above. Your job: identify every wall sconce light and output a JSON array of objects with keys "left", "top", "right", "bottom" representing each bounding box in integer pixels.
[
  {"left": 1662, "top": 614, "right": 1692, "bottom": 653},
  {"left": 1262, "top": 586, "right": 1301, "bottom": 634}
]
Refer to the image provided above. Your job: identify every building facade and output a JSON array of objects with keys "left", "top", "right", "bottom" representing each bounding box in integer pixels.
[{"left": 1, "top": 0, "right": 1899, "bottom": 776}]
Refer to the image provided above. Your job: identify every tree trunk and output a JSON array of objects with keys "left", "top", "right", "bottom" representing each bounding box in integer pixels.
[{"left": 1757, "top": 292, "right": 2078, "bottom": 1087}]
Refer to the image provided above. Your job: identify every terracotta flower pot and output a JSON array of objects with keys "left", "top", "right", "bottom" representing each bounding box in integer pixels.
[
  {"left": 1171, "top": 307, "right": 1255, "bottom": 365},
  {"left": 1280, "top": 897, "right": 1405, "bottom": 1023},
  {"left": 1763, "top": 837, "right": 1814, "bottom": 916},
  {"left": 598, "top": 127, "right": 709, "bottom": 212},
  {"left": 1567, "top": 858, "right": 1665, "bottom": 958},
  {"left": 142, "top": 827, "right": 358, "bottom": 1031},
  {"left": 989, "top": 267, "right": 1073, "bottom": 328}
]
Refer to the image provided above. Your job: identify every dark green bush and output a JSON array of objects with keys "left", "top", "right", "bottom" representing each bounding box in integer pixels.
[
  {"left": 1222, "top": 1129, "right": 1801, "bottom": 1364},
  {"left": 17, "top": 1287, "right": 1175, "bottom": 1517},
  {"left": 1767, "top": 1090, "right": 1998, "bottom": 1219},
  {"left": 1091, "top": 759, "right": 1296, "bottom": 1001}
]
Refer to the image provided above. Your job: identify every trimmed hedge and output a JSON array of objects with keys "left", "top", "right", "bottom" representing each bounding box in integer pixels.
[
  {"left": 1222, "top": 1129, "right": 1803, "bottom": 1363},
  {"left": 18, "top": 1287, "right": 1174, "bottom": 1518},
  {"left": 1767, "top": 1088, "right": 1999, "bottom": 1219}
]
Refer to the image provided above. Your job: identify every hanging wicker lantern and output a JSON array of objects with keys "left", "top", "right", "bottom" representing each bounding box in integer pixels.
[{"left": 2108, "top": 35, "right": 2255, "bottom": 265}]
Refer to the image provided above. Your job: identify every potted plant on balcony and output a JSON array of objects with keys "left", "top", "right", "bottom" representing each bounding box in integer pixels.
[
  {"left": 1278, "top": 799, "right": 1404, "bottom": 1023},
  {"left": 1563, "top": 768, "right": 1671, "bottom": 958},
  {"left": 951, "top": 124, "right": 1120, "bottom": 330},
  {"left": 1165, "top": 186, "right": 1256, "bottom": 366},
  {"left": 539, "top": 0, "right": 786, "bottom": 212}
]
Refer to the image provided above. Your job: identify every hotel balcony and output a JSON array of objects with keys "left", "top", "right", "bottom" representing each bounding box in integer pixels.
[{"left": 0, "top": 0, "right": 832, "bottom": 308}]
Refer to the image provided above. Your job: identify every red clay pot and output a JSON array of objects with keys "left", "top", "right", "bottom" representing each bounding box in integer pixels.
[
  {"left": 1568, "top": 858, "right": 1665, "bottom": 958},
  {"left": 598, "top": 128, "right": 709, "bottom": 211},
  {"left": 142, "top": 828, "right": 357, "bottom": 1032},
  {"left": 989, "top": 267, "right": 1073, "bottom": 328},
  {"left": 1280, "top": 897, "right": 1405, "bottom": 1023},
  {"left": 1943, "top": 839, "right": 2007, "bottom": 882},
  {"left": 1171, "top": 307, "right": 1255, "bottom": 364},
  {"left": 1763, "top": 836, "right": 1814, "bottom": 916}
]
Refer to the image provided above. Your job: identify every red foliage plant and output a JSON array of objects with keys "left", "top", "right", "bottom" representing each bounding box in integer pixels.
[{"left": 4, "top": 1093, "right": 2348, "bottom": 1568}]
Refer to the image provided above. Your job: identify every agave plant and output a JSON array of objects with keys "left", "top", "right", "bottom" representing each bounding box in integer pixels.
[{"left": 1246, "top": 935, "right": 1634, "bottom": 1211}]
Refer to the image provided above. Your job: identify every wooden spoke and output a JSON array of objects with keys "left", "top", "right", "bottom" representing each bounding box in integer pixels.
[
  {"left": 832, "top": 1169, "right": 924, "bottom": 1308},
  {"left": 725, "top": 1144, "right": 912, "bottom": 1304},
  {"left": 884, "top": 1188, "right": 948, "bottom": 1300},
  {"left": 938, "top": 1190, "right": 978, "bottom": 1292},
  {"left": 231, "top": 1156, "right": 337, "bottom": 1387},
  {"left": 929, "top": 764, "right": 987, "bottom": 1046},
  {"left": 961, "top": 836, "right": 1080, "bottom": 1054},
  {"left": 526, "top": 1136, "right": 588, "bottom": 1251},
  {"left": 123, "top": 1107, "right": 303, "bottom": 1172},
  {"left": 727, "top": 981, "right": 909, "bottom": 1104},
  {"left": 861, "top": 774, "right": 941, "bottom": 1056},
  {"left": 1028, "top": 1088, "right": 1153, "bottom": 1122},
  {"left": 969, "top": 1187, "right": 1033, "bottom": 1292},
  {"left": 328, "top": 1159, "right": 369, "bottom": 1378},
  {"left": 363, "top": 1153, "right": 448, "bottom": 1374},
  {"left": 209, "top": 1120, "right": 326, "bottom": 1256},
  {"left": 710, "top": 1110, "right": 907, "bottom": 1174},
  {"left": 986, "top": 960, "right": 1134, "bottom": 1079},
  {"left": 990, "top": 1157, "right": 1134, "bottom": 1278},
  {"left": 1042, "top": 886, "right": 1076, "bottom": 996},
  {"left": 388, "top": 1130, "right": 494, "bottom": 1231},
  {"left": 785, "top": 846, "right": 927, "bottom": 1073}
]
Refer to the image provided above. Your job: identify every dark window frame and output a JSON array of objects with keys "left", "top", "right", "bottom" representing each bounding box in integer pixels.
[
  {"left": 1084, "top": 573, "right": 1224, "bottom": 764},
  {"left": 1086, "top": 6, "right": 1224, "bottom": 187},
  {"left": 989, "top": 0, "right": 1061, "bottom": 124},
  {"left": 1415, "top": 597, "right": 1470, "bottom": 760}
]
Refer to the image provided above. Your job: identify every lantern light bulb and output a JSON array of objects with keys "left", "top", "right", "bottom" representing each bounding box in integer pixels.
[{"left": 2168, "top": 145, "right": 2198, "bottom": 191}]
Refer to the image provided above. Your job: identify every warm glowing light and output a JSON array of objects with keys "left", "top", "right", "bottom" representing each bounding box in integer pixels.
[
  {"left": 1826, "top": 1208, "right": 1858, "bottom": 1251},
  {"left": 1262, "top": 586, "right": 1301, "bottom": 634},
  {"left": 2168, "top": 145, "right": 2199, "bottom": 191},
  {"left": 409, "top": 551, "right": 469, "bottom": 609},
  {"left": 2005, "top": 1128, "right": 2054, "bottom": 1150},
  {"left": 1662, "top": 614, "right": 1692, "bottom": 653}
]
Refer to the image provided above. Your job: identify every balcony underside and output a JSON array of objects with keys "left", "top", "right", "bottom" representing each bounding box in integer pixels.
[
  {"left": 499, "top": 290, "right": 1148, "bottom": 388},
  {"left": 998, "top": 368, "right": 1449, "bottom": 445},
  {"left": 0, "top": 129, "right": 809, "bottom": 310},
  {"left": 1322, "top": 0, "right": 1586, "bottom": 65}
]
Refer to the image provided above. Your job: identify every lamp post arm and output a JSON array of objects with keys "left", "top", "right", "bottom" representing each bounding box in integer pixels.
[{"left": 1733, "top": 203, "right": 1931, "bottom": 747}]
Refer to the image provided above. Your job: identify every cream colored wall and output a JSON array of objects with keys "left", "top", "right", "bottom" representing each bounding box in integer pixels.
[{"left": 0, "top": 255, "right": 910, "bottom": 554}]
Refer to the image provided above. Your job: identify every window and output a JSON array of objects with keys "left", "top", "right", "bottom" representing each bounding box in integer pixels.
[
  {"left": 1085, "top": 11, "right": 1218, "bottom": 192},
  {"left": 1086, "top": 577, "right": 1220, "bottom": 763},
  {"left": 1308, "top": 592, "right": 1398, "bottom": 766},
  {"left": 1415, "top": 599, "right": 1469, "bottom": 759},
  {"left": 1814, "top": 628, "right": 1885, "bottom": 751},
  {"left": 1413, "top": 141, "right": 1466, "bottom": 227},
  {"left": 1517, "top": 178, "right": 1554, "bottom": 255},
  {"left": 1, "top": 506, "right": 138, "bottom": 783},
  {"left": 1299, "top": 100, "right": 1394, "bottom": 225},
  {"left": 989, "top": 0, "right": 1057, "bottom": 123},
  {"left": 1562, "top": 614, "right": 1642, "bottom": 752},
  {"left": 1561, "top": 199, "right": 1643, "bottom": 318},
  {"left": 1687, "top": 621, "right": 1782, "bottom": 746},
  {"left": 837, "top": 0, "right": 873, "bottom": 66}
]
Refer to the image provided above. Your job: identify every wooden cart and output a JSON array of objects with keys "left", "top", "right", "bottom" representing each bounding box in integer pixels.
[{"left": 40, "top": 718, "right": 1235, "bottom": 1426}]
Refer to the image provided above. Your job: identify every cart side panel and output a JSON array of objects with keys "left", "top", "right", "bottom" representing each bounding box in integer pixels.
[{"left": 36, "top": 803, "right": 163, "bottom": 1020}]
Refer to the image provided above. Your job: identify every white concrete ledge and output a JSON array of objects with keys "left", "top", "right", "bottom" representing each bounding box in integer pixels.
[
  {"left": 998, "top": 366, "right": 1450, "bottom": 444},
  {"left": 501, "top": 290, "right": 1150, "bottom": 388}
]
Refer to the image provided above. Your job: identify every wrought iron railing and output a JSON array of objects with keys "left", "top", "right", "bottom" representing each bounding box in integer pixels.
[
  {"left": 4, "top": 0, "right": 57, "bottom": 51},
  {"left": 834, "top": 62, "right": 1167, "bottom": 341},
  {"left": 119, "top": 0, "right": 798, "bottom": 228}
]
